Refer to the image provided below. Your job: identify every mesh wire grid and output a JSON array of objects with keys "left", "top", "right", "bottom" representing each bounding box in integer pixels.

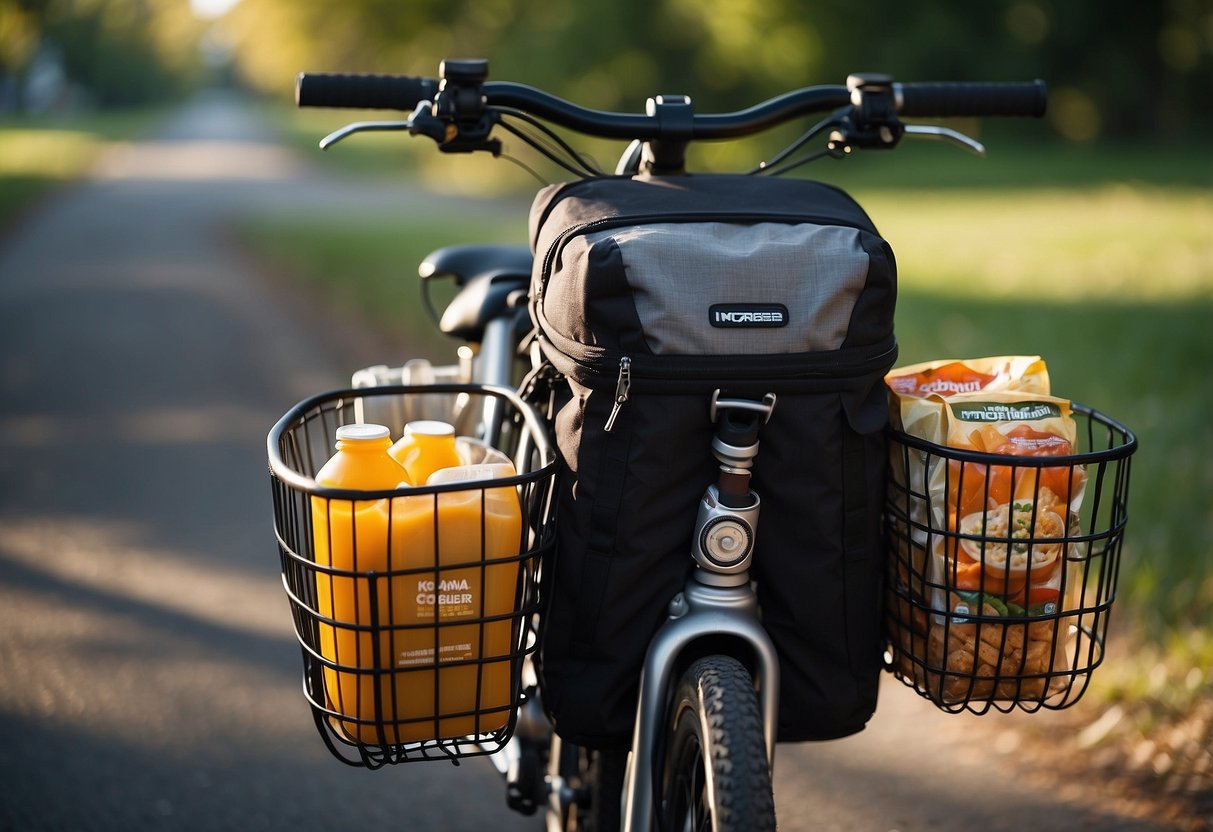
[
  {"left": 884, "top": 404, "right": 1136, "bottom": 714},
  {"left": 268, "top": 385, "right": 557, "bottom": 766}
]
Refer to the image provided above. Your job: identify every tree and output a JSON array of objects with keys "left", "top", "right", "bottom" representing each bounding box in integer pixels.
[
  {"left": 219, "top": 0, "right": 1212, "bottom": 141},
  {"left": 0, "top": 0, "right": 206, "bottom": 112}
]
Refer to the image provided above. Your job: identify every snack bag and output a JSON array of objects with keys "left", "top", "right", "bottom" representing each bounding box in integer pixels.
[
  {"left": 886, "top": 355, "right": 1050, "bottom": 433},
  {"left": 885, "top": 358, "right": 1090, "bottom": 704},
  {"left": 922, "top": 391, "right": 1087, "bottom": 702},
  {"left": 936, "top": 393, "right": 1086, "bottom": 527},
  {"left": 884, "top": 356, "right": 1054, "bottom": 683},
  {"left": 885, "top": 356, "right": 1052, "bottom": 538}
]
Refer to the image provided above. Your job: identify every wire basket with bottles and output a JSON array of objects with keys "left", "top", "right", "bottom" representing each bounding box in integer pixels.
[{"left": 267, "top": 384, "right": 557, "bottom": 766}]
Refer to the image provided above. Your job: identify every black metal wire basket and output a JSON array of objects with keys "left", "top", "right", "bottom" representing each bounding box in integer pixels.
[
  {"left": 267, "top": 384, "right": 557, "bottom": 766},
  {"left": 884, "top": 403, "right": 1137, "bottom": 714}
]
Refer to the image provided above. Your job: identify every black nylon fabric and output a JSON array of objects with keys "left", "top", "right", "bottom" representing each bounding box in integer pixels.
[
  {"left": 528, "top": 173, "right": 881, "bottom": 253},
  {"left": 528, "top": 174, "right": 898, "bottom": 748}
]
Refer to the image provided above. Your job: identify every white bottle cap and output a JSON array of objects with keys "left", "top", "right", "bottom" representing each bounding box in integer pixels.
[
  {"left": 404, "top": 420, "right": 456, "bottom": 437},
  {"left": 336, "top": 424, "right": 390, "bottom": 441}
]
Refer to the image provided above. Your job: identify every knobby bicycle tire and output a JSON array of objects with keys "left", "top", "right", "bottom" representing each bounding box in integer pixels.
[{"left": 660, "top": 656, "right": 776, "bottom": 832}]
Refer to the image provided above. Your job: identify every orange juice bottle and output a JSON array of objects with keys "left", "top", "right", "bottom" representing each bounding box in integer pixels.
[
  {"left": 385, "top": 461, "right": 524, "bottom": 741},
  {"left": 388, "top": 420, "right": 464, "bottom": 485},
  {"left": 309, "top": 424, "right": 411, "bottom": 743}
]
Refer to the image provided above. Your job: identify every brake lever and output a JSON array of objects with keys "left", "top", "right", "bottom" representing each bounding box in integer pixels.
[
  {"left": 903, "top": 124, "right": 986, "bottom": 156},
  {"left": 319, "top": 101, "right": 445, "bottom": 150},
  {"left": 319, "top": 119, "right": 413, "bottom": 149}
]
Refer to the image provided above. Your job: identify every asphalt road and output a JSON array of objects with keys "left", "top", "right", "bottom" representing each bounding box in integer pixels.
[{"left": 0, "top": 93, "right": 1169, "bottom": 831}]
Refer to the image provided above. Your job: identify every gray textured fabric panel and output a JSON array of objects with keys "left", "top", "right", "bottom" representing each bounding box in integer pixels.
[
  {"left": 586, "top": 222, "right": 870, "bottom": 355},
  {"left": 546, "top": 233, "right": 598, "bottom": 346}
]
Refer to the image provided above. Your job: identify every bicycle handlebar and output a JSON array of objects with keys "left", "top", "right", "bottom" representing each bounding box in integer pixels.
[
  {"left": 896, "top": 81, "right": 1046, "bottom": 118},
  {"left": 295, "top": 70, "right": 1046, "bottom": 140},
  {"left": 296, "top": 72, "right": 440, "bottom": 111}
]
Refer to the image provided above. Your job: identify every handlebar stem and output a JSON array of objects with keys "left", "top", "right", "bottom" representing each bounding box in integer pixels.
[{"left": 641, "top": 94, "right": 694, "bottom": 174}]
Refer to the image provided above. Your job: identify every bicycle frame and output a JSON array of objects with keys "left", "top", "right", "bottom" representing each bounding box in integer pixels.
[
  {"left": 296, "top": 59, "right": 1050, "bottom": 831},
  {"left": 351, "top": 247, "right": 784, "bottom": 829},
  {"left": 622, "top": 392, "right": 782, "bottom": 830},
  {"left": 624, "top": 575, "right": 780, "bottom": 831}
]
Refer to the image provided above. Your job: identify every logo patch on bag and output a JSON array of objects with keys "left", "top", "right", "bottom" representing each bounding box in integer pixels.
[{"left": 709, "top": 304, "right": 789, "bottom": 328}]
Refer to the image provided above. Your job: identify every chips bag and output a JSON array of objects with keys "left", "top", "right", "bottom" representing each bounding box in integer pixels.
[
  {"left": 885, "top": 358, "right": 1088, "bottom": 703},
  {"left": 931, "top": 392, "right": 1086, "bottom": 609},
  {"left": 885, "top": 356, "right": 1054, "bottom": 594},
  {"left": 886, "top": 355, "right": 1050, "bottom": 433}
]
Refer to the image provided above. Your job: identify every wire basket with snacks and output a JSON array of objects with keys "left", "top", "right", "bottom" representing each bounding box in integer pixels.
[{"left": 883, "top": 356, "right": 1137, "bottom": 713}]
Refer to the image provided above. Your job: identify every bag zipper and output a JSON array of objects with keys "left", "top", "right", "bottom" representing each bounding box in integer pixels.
[
  {"left": 603, "top": 356, "right": 631, "bottom": 433},
  {"left": 567, "top": 341, "right": 897, "bottom": 432}
]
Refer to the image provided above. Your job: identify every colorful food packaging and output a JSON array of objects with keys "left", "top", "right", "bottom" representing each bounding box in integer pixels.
[
  {"left": 885, "top": 357, "right": 1087, "bottom": 703},
  {"left": 885, "top": 356, "right": 1054, "bottom": 598},
  {"left": 885, "top": 356, "right": 1052, "bottom": 565},
  {"left": 886, "top": 355, "right": 1051, "bottom": 431}
]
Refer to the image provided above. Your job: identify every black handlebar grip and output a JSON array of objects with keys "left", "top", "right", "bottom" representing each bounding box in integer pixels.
[
  {"left": 295, "top": 72, "right": 439, "bottom": 110},
  {"left": 898, "top": 80, "right": 1047, "bottom": 118}
]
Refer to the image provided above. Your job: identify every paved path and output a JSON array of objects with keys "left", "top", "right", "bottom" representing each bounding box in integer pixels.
[{"left": 0, "top": 92, "right": 1167, "bottom": 831}]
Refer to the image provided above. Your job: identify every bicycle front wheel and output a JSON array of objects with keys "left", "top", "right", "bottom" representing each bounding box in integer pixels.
[{"left": 660, "top": 655, "right": 776, "bottom": 832}]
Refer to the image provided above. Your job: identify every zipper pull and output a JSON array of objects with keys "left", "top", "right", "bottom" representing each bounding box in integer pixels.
[{"left": 604, "top": 356, "right": 631, "bottom": 433}]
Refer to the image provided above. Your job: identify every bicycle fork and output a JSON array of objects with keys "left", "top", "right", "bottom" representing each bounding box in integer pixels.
[{"left": 622, "top": 392, "right": 781, "bottom": 832}]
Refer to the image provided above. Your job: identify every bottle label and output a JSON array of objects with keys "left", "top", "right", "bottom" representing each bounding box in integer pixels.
[
  {"left": 415, "top": 577, "right": 477, "bottom": 618},
  {"left": 397, "top": 642, "right": 474, "bottom": 667}
]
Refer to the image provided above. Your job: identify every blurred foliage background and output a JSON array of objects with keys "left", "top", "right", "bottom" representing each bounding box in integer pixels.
[
  {"left": 214, "top": 0, "right": 1213, "bottom": 143},
  {"left": 3, "top": 0, "right": 1211, "bottom": 139},
  {"left": 1, "top": 0, "right": 208, "bottom": 109}
]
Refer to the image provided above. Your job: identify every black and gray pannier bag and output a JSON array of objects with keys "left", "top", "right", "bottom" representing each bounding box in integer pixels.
[{"left": 527, "top": 174, "right": 898, "bottom": 748}]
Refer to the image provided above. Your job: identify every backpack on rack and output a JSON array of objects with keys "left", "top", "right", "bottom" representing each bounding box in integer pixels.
[{"left": 526, "top": 173, "right": 898, "bottom": 749}]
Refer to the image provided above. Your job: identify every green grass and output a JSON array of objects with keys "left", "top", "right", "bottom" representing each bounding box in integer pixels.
[
  {"left": 236, "top": 214, "right": 527, "bottom": 362},
  {"left": 802, "top": 134, "right": 1213, "bottom": 192},
  {"left": 873, "top": 185, "right": 1213, "bottom": 637},
  {"left": 859, "top": 186, "right": 1212, "bottom": 302},
  {"left": 0, "top": 110, "right": 164, "bottom": 229}
]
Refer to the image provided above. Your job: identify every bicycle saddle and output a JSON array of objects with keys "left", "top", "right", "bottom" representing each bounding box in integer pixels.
[{"left": 419, "top": 244, "right": 533, "bottom": 287}]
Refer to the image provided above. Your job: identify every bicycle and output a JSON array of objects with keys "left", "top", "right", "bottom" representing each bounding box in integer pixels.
[{"left": 266, "top": 60, "right": 1136, "bottom": 832}]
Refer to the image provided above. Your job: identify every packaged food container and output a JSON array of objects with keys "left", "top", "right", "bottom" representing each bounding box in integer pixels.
[{"left": 268, "top": 384, "right": 557, "bottom": 765}]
